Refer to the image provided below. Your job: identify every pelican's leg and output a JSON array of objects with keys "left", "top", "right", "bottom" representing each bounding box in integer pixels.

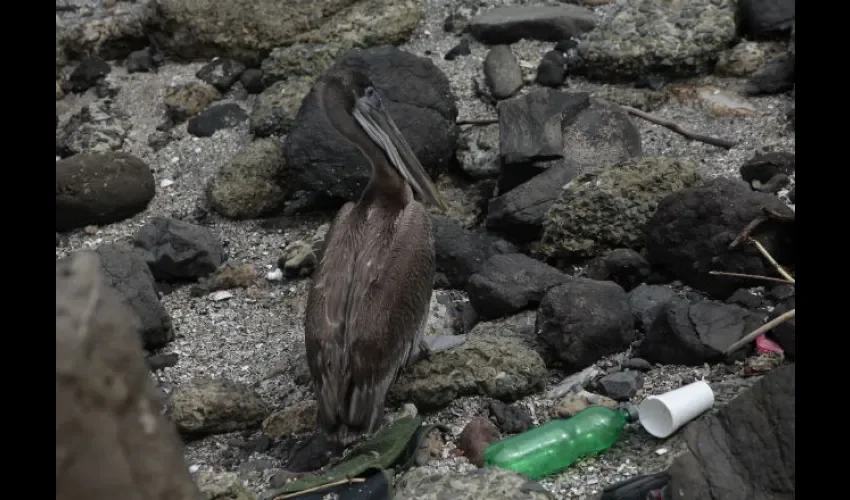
[{"left": 406, "top": 335, "right": 468, "bottom": 367}]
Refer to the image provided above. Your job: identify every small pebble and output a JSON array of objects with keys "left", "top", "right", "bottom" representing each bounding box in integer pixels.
[
  {"left": 635, "top": 74, "right": 667, "bottom": 91},
  {"left": 598, "top": 371, "right": 643, "bottom": 401},
  {"left": 624, "top": 358, "right": 652, "bottom": 371},
  {"left": 126, "top": 48, "right": 156, "bottom": 73},
  {"left": 147, "top": 353, "right": 179, "bottom": 372},
  {"left": 240, "top": 69, "right": 266, "bottom": 94},
  {"left": 210, "top": 290, "right": 234, "bottom": 301},
  {"left": 266, "top": 268, "right": 284, "bottom": 281},
  {"left": 445, "top": 38, "right": 471, "bottom": 60},
  {"left": 270, "top": 469, "right": 297, "bottom": 488},
  {"left": 554, "top": 39, "right": 578, "bottom": 52},
  {"left": 768, "top": 284, "right": 795, "bottom": 301},
  {"left": 536, "top": 50, "right": 567, "bottom": 88}
]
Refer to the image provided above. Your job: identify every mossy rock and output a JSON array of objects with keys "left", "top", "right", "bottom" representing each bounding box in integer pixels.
[{"left": 537, "top": 157, "right": 701, "bottom": 261}]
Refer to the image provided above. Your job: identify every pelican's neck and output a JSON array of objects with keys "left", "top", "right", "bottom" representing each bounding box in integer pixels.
[
  {"left": 323, "top": 96, "right": 410, "bottom": 210},
  {"left": 361, "top": 153, "right": 410, "bottom": 210},
  {"left": 344, "top": 121, "right": 410, "bottom": 211}
]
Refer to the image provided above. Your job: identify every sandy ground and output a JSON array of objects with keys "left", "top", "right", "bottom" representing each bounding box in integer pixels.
[{"left": 55, "top": 0, "right": 794, "bottom": 497}]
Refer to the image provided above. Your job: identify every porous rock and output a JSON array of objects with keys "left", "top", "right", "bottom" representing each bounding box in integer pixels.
[
  {"left": 249, "top": 79, "right": 314, "bottom": 138},
  {"left": 57, "top": 100, "right": 128, "bottom": 156},
  {"left": 56, "top": 252, "right": 201, "bottom": 500},
  {"left": 169, "top": 377, "right": 270, "bottom": 438},
  {"left": 149, "top": 0, "right": 421, "bottom": 65},
  {"left": 538, "top": 157, "right": 700, "bottom": 261},
  {"left": 466, "top": 311, "right": 552, "bottom": 364},
  {"left": 56, "top": 1, "right": 150, "bottom": 77},
  {"left": 257, "top": 1, "right": 422, "bottom": 83},
  {"left": 207, "top": 138, "right": 288, "bottom": 219},
  {"left": 390, "top": 336, "right": 547, "bottom": 411},
  {"left": 571, "top": 0, "right": 738, "bottom": 81},
  {"left": 163, "top": 83, "right": 222, "bottom": 123},
  {"left": 536, "top": 278, "right": 635, "bottom": 369}
]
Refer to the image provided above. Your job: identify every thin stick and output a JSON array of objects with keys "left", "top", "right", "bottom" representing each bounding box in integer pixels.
[
  {"left": 729, "top": 215, "right": 769, "bottom": 250},
  {"left": 763, "top": 206, "right": 795, "bottom": 222},
  {"left": 620, "top": 105, "right": 736, "bottom": 149},
  {"left": 724, "top": 309, "right": 796, "bottom": 355},
  {"left": 708, "top": 270, "right": 793, "bottom": 284},
  {"left": 750, "top": 239, "right": 795, "bottom": 283},
  {"left": 457, "top": 118, "right": 499, "bottom": 125},
  {"left": 272, "top": 478, "right": 367, "bottom": 499}
]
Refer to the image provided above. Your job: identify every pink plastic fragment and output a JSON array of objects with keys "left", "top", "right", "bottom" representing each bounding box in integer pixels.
[{"left": 755, "top": 334, "right": 784, "bottom": 355}]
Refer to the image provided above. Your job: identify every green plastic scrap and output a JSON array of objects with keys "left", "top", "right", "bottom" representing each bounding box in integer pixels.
[{"left": 260, "top": 415, "right": 439, "bottom": 500}]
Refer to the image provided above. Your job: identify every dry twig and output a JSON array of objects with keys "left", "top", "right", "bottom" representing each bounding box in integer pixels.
[
  {"left": 750, "top": 239, "right": 795, "bottom": 283},
  {"left": 619, "top": 105, "right": 736, "bottom": 149},
  {"left": 729, "top": 215, "right": 770, "bottom": 250},
  {"left": 713, "top": 232, "right": 796, "bottom": 355},
  {"left": 456, "top": 105, "right": 739, "bottom": 150},
  {"left": 729, "top": 207, "right": 795, "bottom": 249},
  {"left": 456, "top": 118, "right": 499, "bottom": 125},
  {"left": 724, "top": 309, "right": 796, "bottom": 355},
  {"left": 273, "top": 478, "right": 367, "bottom": 499},
  {"left": 763, "top": 206, "right": 795, "bottom": 222},
  {"left": 708, "top": 270, "right": 792, "bottom": 285}
]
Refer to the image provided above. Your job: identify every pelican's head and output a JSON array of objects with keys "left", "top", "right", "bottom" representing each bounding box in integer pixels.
[{"left": 317, "top": 69, "right": 448, "bottom": 211}]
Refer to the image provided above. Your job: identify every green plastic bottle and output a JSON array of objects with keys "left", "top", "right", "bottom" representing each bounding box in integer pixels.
[{"left": 483, "top": 405, "right": 638, "bottom": 480}]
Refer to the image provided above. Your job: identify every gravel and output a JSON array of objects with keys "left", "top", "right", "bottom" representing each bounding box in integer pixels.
[{"left": 55, "top": 0, "right": 794, "bottom": 497}]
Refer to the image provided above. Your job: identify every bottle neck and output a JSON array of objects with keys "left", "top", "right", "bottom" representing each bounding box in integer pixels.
[{"left": 620, "top": 405, "right": 638, "bottom": 423}]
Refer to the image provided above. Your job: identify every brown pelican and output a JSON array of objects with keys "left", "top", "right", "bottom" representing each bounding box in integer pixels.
[{"left": 305, "top": 69, "right": 452, "bottom": 445}]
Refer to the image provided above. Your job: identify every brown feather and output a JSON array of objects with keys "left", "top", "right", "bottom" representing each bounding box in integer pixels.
[
  {"left": 305, "top": 202, "right": 357, "bottom": 431},
  {"left": 305, "top": 199, "right": 435, "bottom": 441}
]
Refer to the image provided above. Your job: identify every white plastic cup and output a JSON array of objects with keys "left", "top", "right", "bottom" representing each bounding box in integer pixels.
[{"left": 638, "top": 380, "right": 715, "bottom": 438}]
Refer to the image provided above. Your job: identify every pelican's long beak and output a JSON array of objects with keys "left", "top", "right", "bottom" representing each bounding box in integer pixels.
[{"left": 353, "top": 90, "right": 449, "bottom": 211}]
